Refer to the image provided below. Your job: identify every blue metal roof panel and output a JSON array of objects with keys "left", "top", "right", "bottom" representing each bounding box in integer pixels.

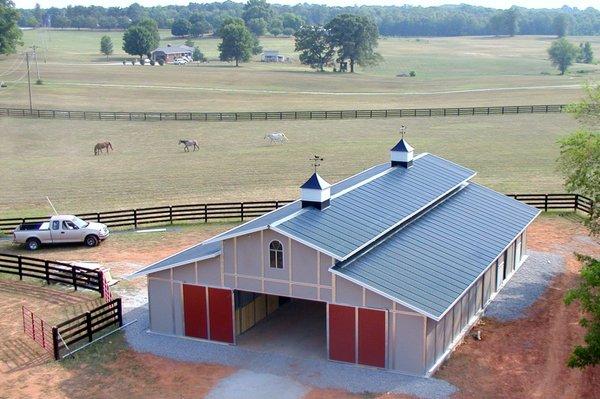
[
  {"left": 333, "top": 183, "right": 540, "bottom": 319},
  {"left": 276, "top": 154, "right": 475, "bottom": 259},
  {"left": 128, "top": 240, "right": 221, "bottom": 278},
  {"left": 300, "top": 172, "right": 330, "bottom": 189}
]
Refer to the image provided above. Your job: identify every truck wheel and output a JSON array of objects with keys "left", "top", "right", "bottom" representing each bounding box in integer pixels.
[
  {"left": 26, "top": 238, "right": 41, "bottom": 251},
  {"left": 84, "top": 235, "right": 99, "bottom": 247}
]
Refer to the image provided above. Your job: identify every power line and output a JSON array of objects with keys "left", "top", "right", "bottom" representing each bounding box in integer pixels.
[{"left": 0, "top": 54, "right": 26, "bottom": 77}]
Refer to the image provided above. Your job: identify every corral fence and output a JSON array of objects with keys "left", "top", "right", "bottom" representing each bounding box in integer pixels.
[
  {"left": 21, "top": 298, "right": 122, "bottom": 360},
  {"left": 0, "top": 200, "right": 294, "bottom": 233},
  {"left": 0, "top": 194, "right": 592, "bottom": 235},
  {"left": 0, "top": 104, "right": 566, "bottom": 122},
  {"left": 0, "top": 253, "right": 108, "bottom": 297}
]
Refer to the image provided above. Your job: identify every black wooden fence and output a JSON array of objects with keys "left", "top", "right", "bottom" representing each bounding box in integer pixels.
[
  {"left": 0, "top": 253, "right": 106, "bottom": 296},
  {"left": 0, "top": 200, "right": 294, "bottom": 233},
  {"left": 0, "top": 104, "right": 566, "bottom": 122},
  {"left": 0, "top": 193, "right": 592, "bottom": 234}
]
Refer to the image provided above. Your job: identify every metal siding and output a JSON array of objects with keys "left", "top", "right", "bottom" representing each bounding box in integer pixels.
[
  {"left": 183, "top": 284, "right": 208, "bottom": 339},
  {"left": 452, "top": 301, "right": 461, "bottom": 339},
  {"left": 291, "top": 240, "right": 319, "bottom": 284},
  {"left": 172, "top": 282, "right": 184, "bottom": 336},
  {"left": 173, "top": 263, "right": 196, "bottom": 284},
  {"left": 392, "top": 313, "right": 426, "bottom": 375},
  {"left": 208, "top": 288, "right": 234, "bottom": 343},
  {"left": 291, "top": 284, "right": 319, "bottom": 300},
  {"left": 444, "top": 310, "right": 453, "bottom": 348},
  {"left": 334, "top": 183, "right": 539, "bottom": 319},
  {"left": 196, "top": 256, "right": 222, "bottom": 287},
  {"left": 236, "top": 233, "right": 261, "bottom": 276},
  {"left": 365, "top": 289, "right": 394, "bottom": 310},
  {"left": 319, "top": 253, "right": 333, "bottom": 286},
  {"left": 328, "top": 304, "right": 356, "bottom": 363},
  {"left": 461, "top": 295, "right": 469, "bottom": 328},
  {"left": 358, "top": 308, "right": 386, "bottom": 367},
  {"left": 425, "top": 318, "right": 437, "bottom": 369},
  {"left": 278, "top": 154, "right": 475, "bottom": 259},
  {"left": 148, "top": 278, "right": 174, "bottom": 334},
  {"left": 483, "top": 268, "right": 492, "bottom": 302},
  {"left": 335, "top": 277, "right": 364, "bottom": 307}
]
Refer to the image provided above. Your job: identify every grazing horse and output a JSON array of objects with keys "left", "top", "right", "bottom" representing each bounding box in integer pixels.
[
  {"left": 179, "top": 139, "right": 199, "bottom": 152},
  {"left": 264, "top": 132, "right": 288, "bottom": 144},
  {"left": 94, "top": 142, "right": 113, "bottom": 155}
]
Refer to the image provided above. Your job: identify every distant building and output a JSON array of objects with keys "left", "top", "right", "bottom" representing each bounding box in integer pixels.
[
  {"left": 261, "top": 50, "right": 290, "bottom": 63},
  {"left": 151, "top": 44, "right": 193, "bottom": 63}
]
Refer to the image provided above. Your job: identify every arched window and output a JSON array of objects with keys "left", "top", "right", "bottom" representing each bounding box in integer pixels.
[{"left": 269, "top": 240, "right": 284, "bottom": 269}]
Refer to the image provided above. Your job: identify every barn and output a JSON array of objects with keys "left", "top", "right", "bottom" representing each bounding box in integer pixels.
[{"left": 129, "top": 138, "right": 540, "bottom": 376}]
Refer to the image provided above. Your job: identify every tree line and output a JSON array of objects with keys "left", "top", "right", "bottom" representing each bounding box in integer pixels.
[{"left": 16, "top": 2, "right": 600, "bottom": 37}]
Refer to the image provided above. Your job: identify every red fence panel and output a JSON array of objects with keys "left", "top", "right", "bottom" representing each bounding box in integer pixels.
[
  {"left": 22, "top": 306, "right": 54, "bottom": 356},
  {"left": 328, "top": 304, "right": 356, "bottom": 363}
]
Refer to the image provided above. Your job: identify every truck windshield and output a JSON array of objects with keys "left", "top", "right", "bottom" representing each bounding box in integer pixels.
[{"left": 72, "top": 217, "right": 89, "bottom": 228}]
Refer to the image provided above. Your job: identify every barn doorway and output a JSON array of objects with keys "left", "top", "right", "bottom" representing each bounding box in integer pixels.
[{"left": 234, "top": 291, "right": 327, "bottom": 359}]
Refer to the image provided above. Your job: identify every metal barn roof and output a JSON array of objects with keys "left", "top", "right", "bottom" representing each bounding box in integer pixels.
[
  {"left": 331, "top": 183, "right": 540, "bottom": 320},
  {"left": 274, "top": 154, "right": 475, "bottom": 259}
]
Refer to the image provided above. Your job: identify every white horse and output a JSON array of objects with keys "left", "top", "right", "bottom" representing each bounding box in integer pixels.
[
  {"left": 179, "top": 139, "right": 199, "bottom": 152},
  {"left": 264, "top": 132, "right": 289, "bottom": 144}
]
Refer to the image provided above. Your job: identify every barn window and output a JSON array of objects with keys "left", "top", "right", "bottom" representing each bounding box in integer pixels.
[{"left": 269, "top": 240, "right": 284, "bottom": 269}]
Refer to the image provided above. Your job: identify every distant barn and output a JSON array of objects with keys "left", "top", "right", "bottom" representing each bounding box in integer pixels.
[{"left": 261, "top": 50, "right": 290, "bottom": 63}]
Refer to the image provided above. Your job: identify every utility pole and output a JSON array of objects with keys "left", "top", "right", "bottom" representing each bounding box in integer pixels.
[
  {"left": 26, "top": 52, "right": 33, "bottom": 112},
  {"left": 32, "top": 45, "right": 40, "bottom": 82}
]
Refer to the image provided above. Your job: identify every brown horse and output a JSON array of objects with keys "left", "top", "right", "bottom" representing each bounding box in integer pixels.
[{"left": 94, "top": 142, "right": 113, "bottom": 155}]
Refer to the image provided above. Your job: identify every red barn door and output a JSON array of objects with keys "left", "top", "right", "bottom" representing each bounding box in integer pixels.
[
  {"left": 183, "top": 284, "right": 208, "bottom": 339},
  {"left": 208, "top": 288, "right": 234, "bottom": 343},
  {"left": 357, "top": 308, "right": 386, "bottom": 367},
  {"left": 328, "top": 304, "right": 356, "bottom": 363}
]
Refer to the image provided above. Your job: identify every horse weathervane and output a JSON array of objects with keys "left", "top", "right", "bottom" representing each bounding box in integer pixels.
[
  {"left": 399, "top": 125, "right": 407, "bottom": 139},
  {"left": 310, "top": 155, "right": 324, "bottom": 173}
]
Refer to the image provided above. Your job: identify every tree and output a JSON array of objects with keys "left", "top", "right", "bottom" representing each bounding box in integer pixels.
[
  {"left": 568, "top": 83, "right": 600, "bottom": 128},
  {"left": 122, "top": 19, "right": 160, "bottom": 61},
  {"left": 0, "top": 0, "right": 22, "bottom": 55},
  {"left": 578, "top": 42, "right": 594, "bottom": 64},
  {"left": 564, "top": 254, "right": 600, "bottom": 368},
  {"left": 246, "top": 17, "right": 267, "bottom": 36},
  {"left": 192, "top": 46, "right": 205, "bottom": 62},
  {"left": 295, "top": 25, "right": 334, "bottom": 71},
  {"left": 171, "top": 18, "right": 190, "bottom": 37},
  {"left": 504, "top": 7, "right": 519, "bottom": 37},
  {"left": 553, "top": 14, "right": 570, "bottom": 38},
  {"left": 218, "top": 22, "right": 254, "bottom": 67},
  {"left": 189, "top": 12, "right": 211, "bottom": 37},
  {"left": 242, "top": 0, "right": 272, "bottom": 36},
  {"left": 489, "top": 8, "right": 519, "bottom": 36},
  {"left": 100, "top": 35, "right": 113, "bottom": 60},
  {"left": 184, "top": 38, "right": 194, "bottom": 47},
  {"left": 326, "top": 14, "right": 381, "bottom": 73},
  {"left": 548, "top": 38, "right": 578, "bottom": 75},
  {"left": 282, "top": 13, "right": 303, "bottom": 32}
]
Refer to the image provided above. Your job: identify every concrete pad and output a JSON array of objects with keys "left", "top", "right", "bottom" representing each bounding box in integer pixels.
[{"left": 206, "top": 369, "right": 308, "bottom": 399}]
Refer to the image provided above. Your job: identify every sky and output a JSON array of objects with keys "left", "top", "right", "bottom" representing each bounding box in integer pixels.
[{"left": 12, "top": 0, "right": 600, "bottom": 10}]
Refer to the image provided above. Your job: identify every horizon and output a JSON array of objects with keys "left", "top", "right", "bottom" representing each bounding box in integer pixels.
[{"left": 12, "top": 0, "right": 600, "bottom": 11}]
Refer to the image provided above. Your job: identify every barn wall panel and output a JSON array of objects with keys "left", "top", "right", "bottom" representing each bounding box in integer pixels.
[
  {"left": 365, "top": 290, "right": 394, "bottom": 310},
  {"left": 392, "top": 312, "right": 425, "bottom": 375},
  {"left": 263, "top": 230, "right": 290, "bottom": 281},
  {"left": 208, "top": 288, "right": 234, "bottom": 343},
  {"left": 183, "top": 284, "right": 207, "bottom": 339},
  {"left": 460, "top": 295, "right": 469, "bottom": 329},
  {"left": 435, "top": 314, "right": 445, "bottom": 361},
  {"left": 358, "top": 308, "right": 386, "bottom": 367},
  {"left": 172, "top": 282, "right": 184, "bottom": 336},
  {"left": 444, "top": 309, "right": 453, "bottom": 348},
  {"left": 319, "top": 253, "right": 332, "bottom": 286},
  {"left": 173, "top": 263, "right": 196, "bottom": 284},
  {"left": 237, "top": 276, "right": 262, "bottom": 292},
  {"left": 320, "top": 287, "right": 332, "bottom": 302},
  {"left": 425, "top": 318, "right": 436, "bottom": 369},
  {"left": 196, "top": 257, "right": 222, "bottom": 287},
  {"left": 263, "top": 280, "right": 289, "bottom": 296},
  {"left": 334, "top": 277, "right": 363, "bottom": 307},
  {"left": 328, "top": 304, "right": 356, "bottom": 363},
  {"left": 291, "top": 284, "right": 318, "bottom": 300},
  {"left": 291, "top": 241, "right": 319, "bottom": 284},
  {"left": 148, "top": 278, "right": 174, "bottom": 334},
  {"left": 236, "top": 233, "right": 261, "bottom": 276},
  {"left": 223, "top": 240, "right": 235, "bottom": 274}
]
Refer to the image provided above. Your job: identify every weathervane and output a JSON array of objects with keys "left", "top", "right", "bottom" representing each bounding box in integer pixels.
[
  {"left": 399, "top": 125, "right": 407, "bottom": 139},
  {"left": 310, "top": 155, "right": 324, "bottom": 173}
]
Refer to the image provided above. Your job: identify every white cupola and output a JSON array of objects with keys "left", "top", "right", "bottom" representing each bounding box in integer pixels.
[
  {"left": 300, "top": 172, "right": 331, "bottom": 210},
  {"left": 390, "top": 137, "right": 414, "bottom": 168}
]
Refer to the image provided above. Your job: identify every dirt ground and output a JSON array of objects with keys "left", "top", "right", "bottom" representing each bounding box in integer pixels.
[{"left": 0, "top": 214, "right": 599, "bottom": 398}]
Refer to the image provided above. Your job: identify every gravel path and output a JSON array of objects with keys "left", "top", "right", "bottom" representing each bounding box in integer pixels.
[
  {"left": 485, "top": 250, "right": 565, "bottom": 322},
  {"left": 121, "top": 304, "right": 456, "bottom": 399}
]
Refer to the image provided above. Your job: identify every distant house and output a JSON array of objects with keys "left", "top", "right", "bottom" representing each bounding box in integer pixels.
[
  {"left": 151, "top": 44, "right": 193, "bottom": 63},
  {"left": 261, "top": 50, "right": 290, "bottom": 63}
]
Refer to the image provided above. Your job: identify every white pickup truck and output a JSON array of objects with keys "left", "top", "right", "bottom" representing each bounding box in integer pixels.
[{"left": 13, "top": 215, "right": 110, "bottom": 250}]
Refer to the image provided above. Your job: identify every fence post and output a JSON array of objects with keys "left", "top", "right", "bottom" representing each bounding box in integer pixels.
[
  {"left": 97, "top": 212, "right": 100, "bottom": 223},
  {"left": 41, "top": 319, "right": 46, "bottom": 348},
  {"left": 52, "top": 327, "right": 60, "bottom": 360},
  {"left": 574, "top": 194, "right": 579, "bottom": 212},
  {"left": 275, "top": 201, "right": 279, "bottom": 209},
  {"left": 72, "top": 267, "right": 78, "bottom": 291},
  {"left": 18, "top": 255, "right": 23, "bottom": 280},
  {"left": 169, "top": 206, "right": 173, "bottom": 224},
  {"left": 133, "top": 209, "right": 138, "bottom": 229},
  {"left": 45, "top": 260, "right": 50, "bottom": 285},
  {"left": 544, "top": 194, "right": 549, "bottom": 212},
  {"left": 31, "top": 312, "right": 35, "bottom": 341},
  {"left": 86, "top": 312, "right": 93, "bottom": 342},
  {"left": 204, "top": 204, "right": 208, "bottom": 223},
  {"left": 241, "top": 202, "right": 244, "bottom": 221},
  {"left": 99, "top": 270, "right": 105, "bottom": 299},
  {"left": 22, "top": 306, "right": 26, "bottom": 333},
  {"left": 117, "top": 298, "right": 123, "bottom": 327}
]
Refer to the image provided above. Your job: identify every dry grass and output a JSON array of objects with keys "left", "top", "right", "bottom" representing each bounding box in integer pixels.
[{"left": 0, "top": 113, "right": 576, "bottom": 215}]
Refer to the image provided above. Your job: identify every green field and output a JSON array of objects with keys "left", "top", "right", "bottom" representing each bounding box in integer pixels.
[
  {"left": 0, "top": 30, "right": 598, "bottom": 112},
  {"left": 0, "top": 113, "right": 577, "bottom": 216}
]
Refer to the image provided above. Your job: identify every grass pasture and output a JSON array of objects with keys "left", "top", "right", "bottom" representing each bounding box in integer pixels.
[
  {"left": 0, "top": 31, "right": 598, "bottom": 112},
  {"left": 0, "top": 114, "right": 576, "bottom": 216}
]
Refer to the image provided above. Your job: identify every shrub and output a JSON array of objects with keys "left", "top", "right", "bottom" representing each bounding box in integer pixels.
[
  {"left": 140, "top": 58, "right": 145, "bottom": 65},
  {"left": 282, "top": 27, "right": 295, "bottom": 36},
  {"left": 150, "top": 59, "right": 155, "bottom": 66},
  {"left": 35, "top": 79, "right": 43, "bottom": 85},
  {"left": 158, "top": 59, "right": 164, "bottom": 66},
  {"left": 409, "top": 71, "right": 416, "bottom": 77}
]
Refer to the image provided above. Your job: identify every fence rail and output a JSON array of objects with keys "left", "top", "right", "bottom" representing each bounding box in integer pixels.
[
  {"left": 0, "top": 253, "right": 106, "bottom": 296},
  {"left": 0, "top": 193, "right": 592, "bottom": 235},
  {"left": 0, "top": 104, "right": 566, "bottom": 122}
]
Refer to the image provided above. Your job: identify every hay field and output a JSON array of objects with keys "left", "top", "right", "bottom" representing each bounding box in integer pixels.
[
  {"left": 0, "top": 114, "right": 576, "bottom": 216},
  {"left": 0, "top": 31, "right": 598, "bottom": 112}
]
